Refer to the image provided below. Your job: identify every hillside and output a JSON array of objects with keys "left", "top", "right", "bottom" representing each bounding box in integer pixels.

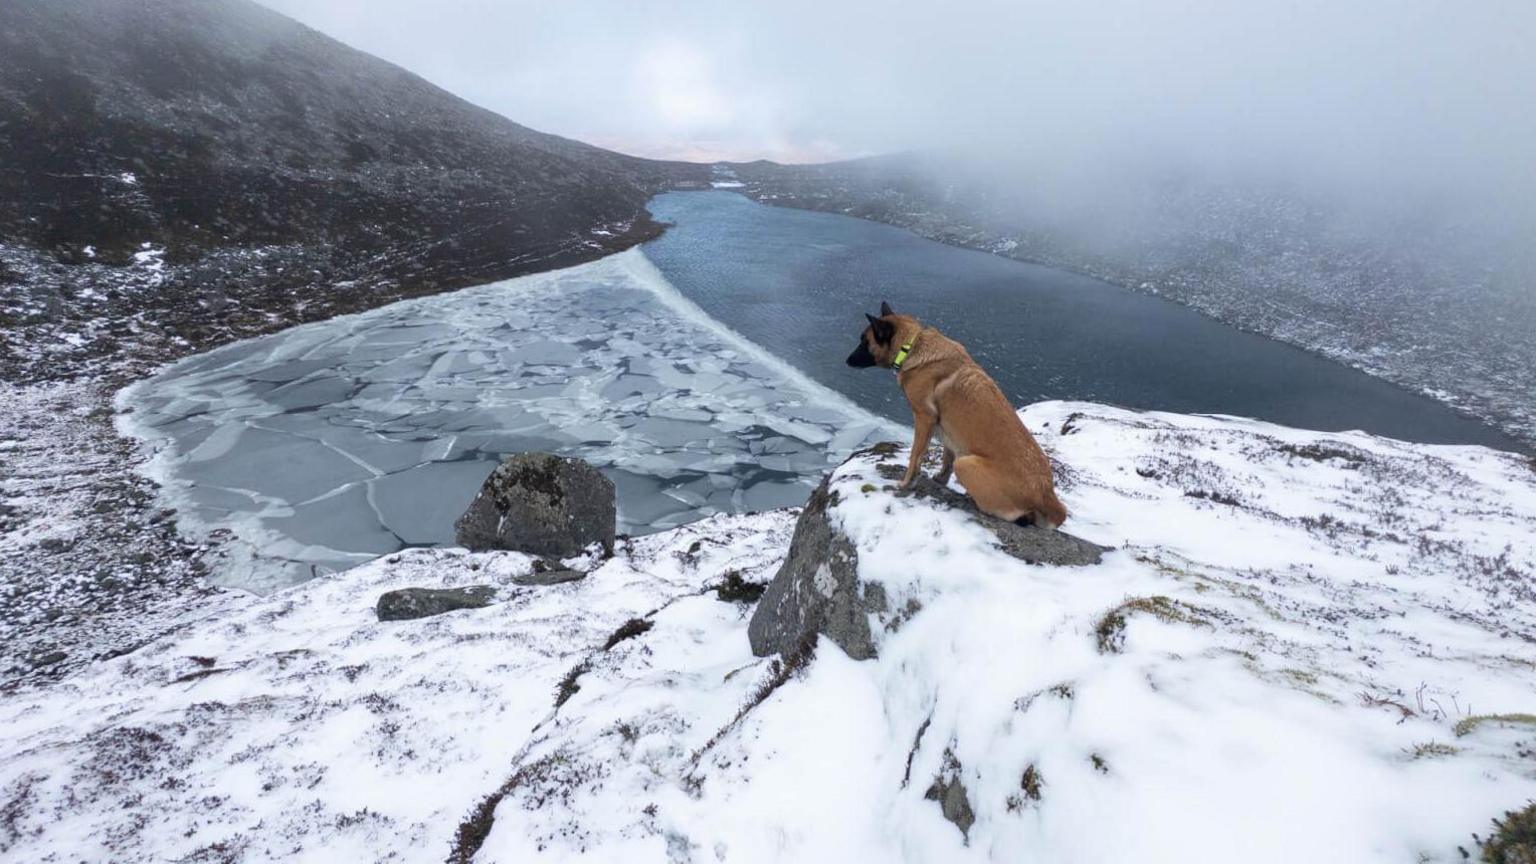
[
  {"left": 0, "top": 0, "right": 711, "bottom": 684},
  {"left": 3, "top": 403, "right": 1534, "bottom": 861},
  {"left": 0, "top": 0, "right": 707, "bottom": 383}
]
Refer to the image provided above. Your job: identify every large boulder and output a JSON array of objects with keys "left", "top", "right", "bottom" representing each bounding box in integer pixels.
[
  {"left": 748, "top": 442, "right": 1109, "bottom": 660},
  {"left": 747, "top": 475, "right": 881, "bottom": 659},
  {"left": 454, "top": 453, "right": 615, "bottom": 557}
]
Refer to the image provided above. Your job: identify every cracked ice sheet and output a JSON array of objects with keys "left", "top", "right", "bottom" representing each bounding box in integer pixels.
[{"left": 117, "top": 249, "right": 902, "bottom": 593}]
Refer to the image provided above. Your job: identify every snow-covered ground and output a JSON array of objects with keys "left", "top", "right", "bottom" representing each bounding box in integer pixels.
[{"left": 3, "top": 402, "right": 1535, "bottom": 862}]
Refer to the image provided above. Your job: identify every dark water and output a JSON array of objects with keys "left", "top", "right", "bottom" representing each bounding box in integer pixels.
[{"left": 644, "top": 191, "right": 1521, "bottom": 451}]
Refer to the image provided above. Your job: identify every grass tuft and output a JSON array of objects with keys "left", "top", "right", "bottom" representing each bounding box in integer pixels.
[
  {"left": 1095, "top": 596, "right": 1212, "bottom": 653},
  {"left": 553, "top": 660, "right": 590, "bottom": 709},
  {"left": 1455, "top": 714, "right": 1536, "bottom": 738},
  {"left": 1406, "top": 741, "right": 1460, "bottom": 759},
  {"left": 602, "top": 618, "right": 653, "bottom": 651},
  {"left": 714, "top": 570, "right": 766, "bottom": 603},
  {"left": 1474, "top": 800, "right": 1536, "bottom": 864}
]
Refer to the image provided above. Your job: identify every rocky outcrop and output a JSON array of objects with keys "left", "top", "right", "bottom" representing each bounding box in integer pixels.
[
  {"left": 747, "top": 443, "right": 1109, "bottom": 660},
  {"left": 747, "top": 476, "right": 882, "bottom": 660},
  {"left": 882, "top": 466, "right": 1110, "bottom": 567},
  {"left": 455, "top": 454, "right": 615, "bottom": 558},
  {"left": 376, "top": 585, "right": 495, "bottom": 621}
]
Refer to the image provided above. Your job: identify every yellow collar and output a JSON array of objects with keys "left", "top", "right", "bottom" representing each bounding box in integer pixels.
[{"left": 890, "top": 340, "right": 914, "bottom": 371}]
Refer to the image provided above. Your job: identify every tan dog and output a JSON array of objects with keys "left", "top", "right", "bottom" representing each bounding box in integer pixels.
[{"left": 846, "top": 301, "right": 1068, "bottom": 528}]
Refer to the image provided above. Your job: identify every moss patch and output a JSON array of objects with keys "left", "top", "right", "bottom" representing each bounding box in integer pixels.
[
  {"left": 1474, "top": 801, "right": 1536, "bottom": 863},
  {"left": 1095, "top": 595, "right": 1213, "bottom": 653},
  {"left": 1406, "top": 741, "right": 1460, "bottom": 759},
  {"left": 602, "top": 618, "right": 653, "bottom": 651},
  {"left": 1456, "top": 714, "right": 1536, "bottom": 738},
  {"left": 1278, "top": 442, "right": 1367, "bottom": 465},
  {"left": 692, "top": 633, "right": 817, "bottom": 765},
  {"left": 714, "top": 570, "right": 766, "bottom": 603},
  {"left": 552, "top": 659, "right": 590, "bottom": 709},
  {"left": 1007, "top": 763, "right": 1045, "bottom": 812},
  {"left": 449, "top": 753, "right": 570, "bottom": 864}
]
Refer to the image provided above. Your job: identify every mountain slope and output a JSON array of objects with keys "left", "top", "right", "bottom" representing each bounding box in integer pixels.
[
  {"left": 3, "top": 404, "right": 1533, "bottom": 861},
  {"left": 0, "top": 0, "right": 706, "bottom": 382}
]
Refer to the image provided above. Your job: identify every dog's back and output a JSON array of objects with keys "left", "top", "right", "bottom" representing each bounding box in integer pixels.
[{"left": 903, "top": 330, "right": 1067, "bottom": 527}]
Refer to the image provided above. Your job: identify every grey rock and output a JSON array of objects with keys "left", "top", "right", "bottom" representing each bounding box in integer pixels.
[
  {"left": 510, "top": 568, "right": 587, "bottom": 586},
  {"left": 748, "top": 475, "right": 886, "bottom": 660},
  {"left": 748, "top": 444, "right": 1108, "bottom": 660},
  {"left": 30, "top": 650, "right": 68, "bottom": 668},
  {"left": 454, "top": 453, "right": 615, "bottom": 557},
  {"left": 879, "top": 463, "right": 1109, "bottom": 567},
  {"left": 925, "top": 749, "right": 976, "bottom": 840},
  {"left": 376, "top": 585, "right": 495, "bottom": 621}
]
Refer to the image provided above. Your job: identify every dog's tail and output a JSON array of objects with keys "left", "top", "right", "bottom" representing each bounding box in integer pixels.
[{"left": 1017, "top": 494, "right": 1068, "bottom": 530}]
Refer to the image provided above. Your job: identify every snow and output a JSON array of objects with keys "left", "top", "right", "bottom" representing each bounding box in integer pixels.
[
  {"left": 131, "top": 243, "right": 166, "bottom": 286},
  {"left": 0, "top": 511, "right": 797, "bottom": 863},
  {"left": 4, "top": 402, "right": 1535, "bottom": 862}
]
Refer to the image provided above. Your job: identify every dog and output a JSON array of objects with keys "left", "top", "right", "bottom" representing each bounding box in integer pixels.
[{"left": 846, "top": 301, "right": 1068, "bottom": 528}]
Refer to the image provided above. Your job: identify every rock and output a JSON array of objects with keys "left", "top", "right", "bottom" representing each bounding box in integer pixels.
[
  {"left": 30, "top": 650, "right": 67, "bottom": 668},
  {"left": 925, "top": 749, "right": 977, "bottom": 840},
  {"left": 748, "top": 443, "right": 1109, "bottom": 660},
  {"left": 510, "top": 568, "right": 586, "bottom": 586},
  {"left": 454, "top": 453, "right": 615, "bottom": 557},
  {"left": 748, "top": 476, "right": 884, "bottom": 660},
  {"left": 376, "top": 586, "right": 495, "bottom": 622},
  {"left": 881, "top": 465, "right": 1109, "bottom": 567}
]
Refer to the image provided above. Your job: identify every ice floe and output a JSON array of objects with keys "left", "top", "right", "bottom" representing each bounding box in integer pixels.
[{"left": 118, "top": 250, "right": 901, "bottom": 592}]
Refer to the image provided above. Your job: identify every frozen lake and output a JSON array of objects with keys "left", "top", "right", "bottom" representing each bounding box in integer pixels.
[
  {"left": 120, "top": 250, "right": 896, "bottom": 591},
  {"left": 647, "top": 191, "right": 1520, "bottom": 451},
  {"left": 122, "top": 190, "right": 1520, "bottom": 591}
]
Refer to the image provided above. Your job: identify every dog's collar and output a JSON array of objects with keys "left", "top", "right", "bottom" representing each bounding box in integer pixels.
[{"left": 890, "top": 340, "right": 914, "bottom": 372}]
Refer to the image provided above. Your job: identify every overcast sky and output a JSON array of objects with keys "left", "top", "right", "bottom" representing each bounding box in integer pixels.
[{"left": 258, "top": 0, "right": 1535, "bottom": 206}]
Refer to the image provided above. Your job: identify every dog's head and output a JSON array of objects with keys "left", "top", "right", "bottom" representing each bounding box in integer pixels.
[{"left": 847, "top": 301, "right": 910, "bottom": 369}]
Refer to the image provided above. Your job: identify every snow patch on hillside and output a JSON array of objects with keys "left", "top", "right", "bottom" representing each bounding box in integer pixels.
[{"left": 3, "top": 403, "right": 1534, "bottom": 862}]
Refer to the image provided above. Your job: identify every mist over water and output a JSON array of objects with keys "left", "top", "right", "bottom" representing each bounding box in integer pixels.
[{"left": 645, "top": 191, "right": 1522, "bottom": 451}]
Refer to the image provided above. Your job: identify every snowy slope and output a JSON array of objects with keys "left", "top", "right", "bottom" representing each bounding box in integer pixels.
[{"left": 3, "top": 403, "right": 1535, "bottom": 862}]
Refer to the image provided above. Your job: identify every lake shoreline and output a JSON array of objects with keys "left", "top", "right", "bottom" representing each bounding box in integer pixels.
[
  {"left": 2, "top": 215, "right": 676, "bottom": 690},
  {"left": 723, "top": 185, "right": 1534, "bottom": 452},
  {"left": 650, "top": 189, "right": 1527, "bottom": 454}
]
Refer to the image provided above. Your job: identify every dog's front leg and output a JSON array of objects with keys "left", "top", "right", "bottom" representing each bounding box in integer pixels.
[
  {"left": 901, "top": 413, "right": 936, "bottom": 489},
  {"left": 934, "top": 447, "right": 955, "bottom": 485}
]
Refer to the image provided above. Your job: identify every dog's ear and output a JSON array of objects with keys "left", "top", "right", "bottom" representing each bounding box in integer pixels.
[
  {"left": 869, "top": 316, "right": 895, "bottom": 345},
  {"left": 880, "top": 301, "right": 895, "bottom": 317},
  {"left": 865, "top": 313, "right": 880, "bottom": 326}
]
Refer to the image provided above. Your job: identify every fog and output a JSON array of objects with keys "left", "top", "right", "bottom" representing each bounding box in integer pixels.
[{"left": 259, "top": 1, "right": 1534, "bottom": 207}]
